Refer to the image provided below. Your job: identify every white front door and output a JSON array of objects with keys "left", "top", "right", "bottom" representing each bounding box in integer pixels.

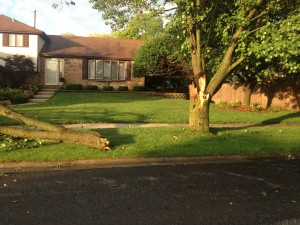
[{"left": 45, "top": 58, "right": 59, "bottom": 85}]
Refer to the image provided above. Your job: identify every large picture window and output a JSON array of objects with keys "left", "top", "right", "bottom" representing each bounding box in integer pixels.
[{"left": 88, "top": 60, "right": 126, "bottom": 81}]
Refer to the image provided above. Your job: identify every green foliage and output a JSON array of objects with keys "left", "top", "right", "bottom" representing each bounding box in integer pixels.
[
  {"left": 117, "top": 86, "right": 129, "bottom": 91},
  {"left": 22, "top": 84, "right": 40, "bottom": 94},
  {"left": 90, "top": 0, "right": 162, "bottom": 32},
  {"left": 114, "top": 13, "right": 164, "bottom": 40},
  {"left": 0, "top": 134, "right": 44, "bottom": 151},
  {"left": 132, "top": 86, "right": 145, "bottom": 92},
  {"left": 86, "top": 85, "right": 98, "bottom": 90},
  {"left": 103, "top": 86, "right": 114, "bottom": 91},
  {"left": 0, "top": 55, "right": 35, "bottom": 88},
  {"left": 0, "top": 88, "right": 28, "bottom": 104},
  {"left": 65, "top": 83, "right": 84, "bottom": 90},
  {"left": 133, "top": 33, "right": 189, "bottom": 77}
]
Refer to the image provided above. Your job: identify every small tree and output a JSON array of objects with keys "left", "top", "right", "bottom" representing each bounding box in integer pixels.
[
  {"left": 133, "top": 33, "right": 191, "bottom": 91},
  {"left": 0, "top": 55, "right": 35, "bottom": 88}
]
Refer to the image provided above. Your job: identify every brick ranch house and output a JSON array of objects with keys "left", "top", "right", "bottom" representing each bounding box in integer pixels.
[{"left": 0, "top": 14, "right": 144, "bottom": 89}]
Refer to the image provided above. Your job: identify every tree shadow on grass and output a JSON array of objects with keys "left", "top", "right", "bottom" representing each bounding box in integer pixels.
[
  {"left": 137, "top": 128, "right": 300, "bottom": 158},
  {"left": 261, "top": 111, "right": 300, "bottom": 125}
]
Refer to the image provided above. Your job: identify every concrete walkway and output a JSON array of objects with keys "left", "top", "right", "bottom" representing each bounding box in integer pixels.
[{"left": 63, "top": 122, "right": 298, "bottom": 129}]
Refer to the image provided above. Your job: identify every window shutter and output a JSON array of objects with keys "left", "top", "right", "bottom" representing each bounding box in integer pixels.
[
  {"left": 23, "top": 34, "right": 29, "bottom": 47},
  {"left": 126, "top": 61, "right": 132, "bottom": 81},
  {"left": 82, "top": 59, "right": 88, "bottom": 79},
  {"left": 3, "top": 33, "right": 9, "bottom": 46}
]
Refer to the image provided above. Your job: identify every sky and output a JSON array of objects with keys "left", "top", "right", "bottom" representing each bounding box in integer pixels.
[{"left": 0, "top": 0, "right": 112, "bottom": 36}]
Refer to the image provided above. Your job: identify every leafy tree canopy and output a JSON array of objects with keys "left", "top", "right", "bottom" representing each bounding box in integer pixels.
[
  {"left": 133, "top": 32, "right": 189, "bottom": 77},
  {"left": 113, "top": 13, "right": 164, "bottom": 40}
]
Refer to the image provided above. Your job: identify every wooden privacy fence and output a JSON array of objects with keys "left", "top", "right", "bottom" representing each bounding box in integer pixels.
[{"left": 212, "top": 83, "right": 300, "bottom": 111}]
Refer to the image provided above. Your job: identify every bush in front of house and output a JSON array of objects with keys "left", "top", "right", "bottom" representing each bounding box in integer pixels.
[
  {"left": 0, "top": 88, "right": 28, "bottom": 104},
  {"left": 0, "top": 55, "right": 35, "bottom": 88},
  {"left": 65, "top": 84, "right": 84, "bottom": 90},
  {"left": 103, "top": 86, "right": 114, "bottom": 91},
  {"left": 132, "top": 86, "right": 145, "bottom": 92},
  {"left": 86, "top": 85, "right": 98, "bottom": 90},
  {"left": 117, "top": 86, "right": 129, "bottom": 91}
]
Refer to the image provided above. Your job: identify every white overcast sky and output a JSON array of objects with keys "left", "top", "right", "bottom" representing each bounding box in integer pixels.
[{"left": 0, "top": 0, "right": 112, "bottom": 36}]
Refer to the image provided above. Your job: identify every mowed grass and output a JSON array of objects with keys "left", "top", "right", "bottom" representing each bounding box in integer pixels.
[
  {"left": 0, "top": 92, "right": 299, "bottom": 162},
  {"left": 1, "top": 92, "right": 300, "bottom": 125},
  {"left": 0, "top": 126, "right": 299, "bottom": 162}
]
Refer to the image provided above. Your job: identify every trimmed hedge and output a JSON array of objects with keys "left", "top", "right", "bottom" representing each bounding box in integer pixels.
[
  {"left": 103, "top": 86, "right": 114, "bottom": 91},
  {"left": 132, "top": 86, "right": 145, "bottom": 92},
  {"left": 0, "top": 89, "right": 28, "bottom": 104},
  {"left": 117, "top": 86, "right": 129, "bottom": 91},
  {"left": 65, "top": 84, "right": 83, "bottom": 90},
  {"left": 86, "top": 85, "right": 98, "bottom": 90}
]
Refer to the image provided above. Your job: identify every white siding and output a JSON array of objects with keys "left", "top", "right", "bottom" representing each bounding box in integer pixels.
[{"left": 0, "top": 33, "right": 45, "bottom": 71}]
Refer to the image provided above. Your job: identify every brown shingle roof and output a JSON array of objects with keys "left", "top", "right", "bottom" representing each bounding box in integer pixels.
[
  {"left": 0, "top": 14, "right": 44, "bottom": 34},
  {"left": 41, "top": 35, "right": 144, "bottom": 60}
]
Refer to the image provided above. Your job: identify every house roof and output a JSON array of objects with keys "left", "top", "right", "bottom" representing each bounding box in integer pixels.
[
  {"left": 40, "top": 35, "right": 144, "bottom": 60},
  {"left": 0, "top": 14, "right": 49, "bottom": 41},
  {"left": 0, "top": 14, "right": 42, "bottom": 34}
]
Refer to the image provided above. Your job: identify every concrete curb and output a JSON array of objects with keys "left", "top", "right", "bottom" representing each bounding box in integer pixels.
[{"left": 1, "top": 154, "right": 298, "bottom": 173}]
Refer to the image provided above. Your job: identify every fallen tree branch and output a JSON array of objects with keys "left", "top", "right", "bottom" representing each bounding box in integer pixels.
[
  {"left": 0, "top": 104, "right": 66, "bottom": 132},
  {"left": 0, "top": 105, "right": 110, "bottom": 151}
]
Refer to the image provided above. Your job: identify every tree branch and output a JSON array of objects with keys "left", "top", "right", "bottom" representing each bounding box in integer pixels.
[
  {"left": 226, "top": 56, "right": 245, "bottom": 74},
  {"left": 0, "top": 105, "right": 110, "bottom": 150}
]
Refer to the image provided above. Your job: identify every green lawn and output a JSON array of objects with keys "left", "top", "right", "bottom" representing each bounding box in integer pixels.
[
  {"left": 1, "top": 92, "right": 300, "bottom": 125},
  {"left": 0, "top": 92, "right": 299, "bottom": 162},
  {"left": 0, "top": 126, "right": 299, "bottom": 162}
]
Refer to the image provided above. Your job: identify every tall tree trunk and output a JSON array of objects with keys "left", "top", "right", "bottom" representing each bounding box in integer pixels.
[
  {"left": 243, "top": 84, "right": 254, "bottom": 106},
  {"left": 189, "top": 91, "right": 209, "bottom": 133},
  {"left": 189, "top": 84, "right": 210, "bottom": 133}
]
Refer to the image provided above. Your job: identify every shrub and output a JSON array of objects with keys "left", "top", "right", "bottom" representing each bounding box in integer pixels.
[
  {"left": 10, "top": 93, "right": 28, "bottom": 104},
  {"left": 0, "top": 88, "right": 28, "bottom": 104},
  {"left": 26, "top": 84, "right": 40, "bottom": 94},
  {"left": 65, "top": 84, "right": 83, "bottom": 90},
  {"left": 251, "top": 102, "right": 262, "bottom": 112},
  {"left": 86, "top": 85, "right": 98, "bottom": 90},
  {"left": 132, "top": 86, "right": 145, "bottom": 92},
  {"left": 103, "top": 86, "right": 114, "bottom": 91},
  {"left": 0, "top": 55, "right": 35, "bottom": 88},
  {"left": 117, "top": 86, "right": 129, "bottom": 91}
]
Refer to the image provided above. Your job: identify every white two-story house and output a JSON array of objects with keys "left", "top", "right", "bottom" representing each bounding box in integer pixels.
[{"left": 0, "top": 14, "right": 48, "bottom": 72}]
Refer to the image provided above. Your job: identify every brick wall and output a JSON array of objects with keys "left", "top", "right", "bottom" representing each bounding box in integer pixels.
[
  {"left": 64, "top": 58, "right": 82, "bottom": 84},
  {"left": 212, "top": 83, "right": 300, "bottom": 111}
]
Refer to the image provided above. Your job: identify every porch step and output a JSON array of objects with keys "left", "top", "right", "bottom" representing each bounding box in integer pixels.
[{"left": 28, "top": 88, "right": 58, "bottom": 104}]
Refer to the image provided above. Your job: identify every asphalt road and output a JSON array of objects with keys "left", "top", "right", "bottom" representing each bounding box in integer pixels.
[{"left": 0, "top": 159, "right": 300, "bottom": 225}]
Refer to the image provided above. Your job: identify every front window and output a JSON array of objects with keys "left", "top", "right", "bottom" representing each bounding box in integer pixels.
[
  {"left": 9, "top": 34, "right": 24, "bottom": 47},
  {"left": 88, "top": 60, "right": 126, "bottom": 81}
]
